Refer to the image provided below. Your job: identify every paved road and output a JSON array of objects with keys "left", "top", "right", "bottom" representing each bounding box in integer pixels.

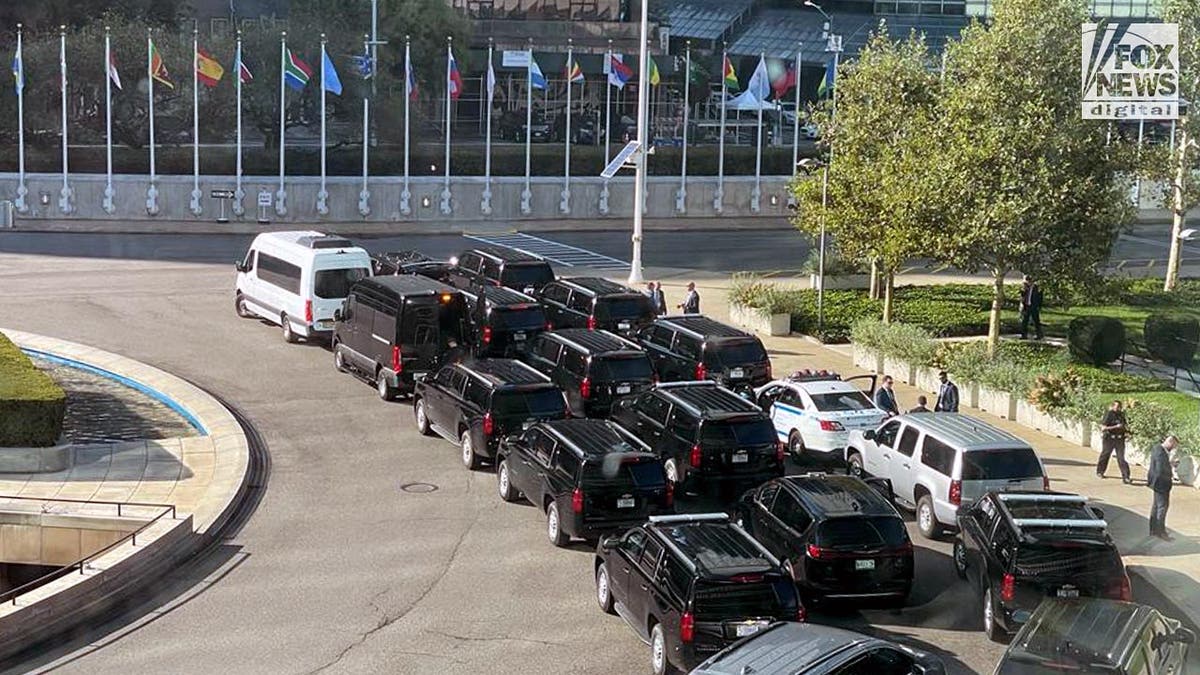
[{"left": 0, "top": 250, "right": 1011, "bottom": 674}]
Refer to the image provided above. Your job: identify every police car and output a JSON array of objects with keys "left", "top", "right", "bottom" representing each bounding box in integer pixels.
[{"left": 754, "top": 370, "right": 885, "bottom": 460}]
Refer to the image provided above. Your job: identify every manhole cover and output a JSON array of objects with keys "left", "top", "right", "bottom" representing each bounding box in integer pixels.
[{"left": 400, "top": 482, "right": 439, "bottom": 494}]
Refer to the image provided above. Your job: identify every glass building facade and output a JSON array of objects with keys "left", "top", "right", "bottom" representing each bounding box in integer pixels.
[{"left": 874, "top": 0, "right": 1158, "bottom": 16}]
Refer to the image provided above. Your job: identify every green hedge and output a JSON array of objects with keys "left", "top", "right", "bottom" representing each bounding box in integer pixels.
[
  {"left": 1144, "top": 312, "right": 1200, "bottom": 369},
  {"left": 1067, "top": 316, "right": 1126, "bottom": 366},
  {"left": 0, "top": 332, "right": 66, "bottom": 447}
]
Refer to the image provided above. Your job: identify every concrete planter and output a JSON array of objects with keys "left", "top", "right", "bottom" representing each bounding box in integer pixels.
[
  {"left": 978, "top": 385, "right": 1017, "bottom": 420},
  {"left": 1043, "top": 416, "right": 1092, "bottom": 447},
  {"left": 915, "top": 367, "right": 942, "bottom": 395},
  {"left": 852, "top": 345, "right": 883, "bottom": 373},
  {"left": 1016, "top": 399, "right": 1045, "bottom": 430},
  {"left": 884, "top": 357, "right": 917, "bottom": 386},
  {"left": 0, "top": 440, "right": 72, "bottom": 473},
  {"left": 809, "top": 273, "right": 871, "bottom": 291},
  {"left": 959, "top": 380, "right": 980, "bottom": 409},
  {"left": 729, "top": 303, "right": 791, "bottom": 337}
]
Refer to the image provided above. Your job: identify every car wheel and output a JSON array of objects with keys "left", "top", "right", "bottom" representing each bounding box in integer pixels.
[
  {"left": 333, "top": 343, "right": 347, "bottom": 372},
  {"left": 281, "top": 314, "right": 298, "bottom": 343},
  {"left": 461, "top": 430, "right": 481, "bottom": 470},
  {"left": 546, "top": 502, "right": 569, "bottom": 547},
  {"left": 497, "top": 460, "right": 517, "bottom": 502},
  {"left": 846, "top": 451, "right": 865, "bottom": 478},
  {"left": 235, "top": 294, "right": 251, "bottom": 318},
  {"left": 983, "top": 587, "right": 1004, "bottom": 642},
  {"left": 650, "top": 622, "right": 674, "bottom": 675},
  {"left": 663, "top": 459, "right": 680, "bottom": 485},
  {"left": 376, "top": 369, "right": 395, "bottom": 401},
  {"left": 953, "top": 539, "right": 968, "bottom": 580},
  {"left": 917, "top": 494, "right": 939, "bottom": 540},
  {"left": 414, "top": 398, "right": 432, "bottom": 436},
  {"left": 788, "top": 431, "right": 806, "bottom": 460},
  {"left": 596, "top": 563, "right": 616, "bottom": 615}
]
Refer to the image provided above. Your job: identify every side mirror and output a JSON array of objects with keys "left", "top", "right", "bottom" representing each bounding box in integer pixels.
[
  {"left": 1178, "top": 628, "right": 1196, "bottom": 645},
  {"left": 234, "top": 260, "right": 247, "bottom": 273},
  {"left": 599, "top": 536, "right": 618, "bottom": 553},
  {"left": 863, "top": 429, "right": 876, "bottom": 441},
  {"left": 334, "top": 309, "right": 343, "bottom": 322}
]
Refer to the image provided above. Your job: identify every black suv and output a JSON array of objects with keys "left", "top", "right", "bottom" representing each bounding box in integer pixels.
[
  {"left": 637, "top": 316, "right": 772, "bottom": 396},
  {"left": 333, "top": 276, "right": 471, "bottom": 400},
  {"left": 413, "top": 359, "right": 569, "bottom": 470},
  {"left": 692, "top": 622, "right": 945, "bottom": 675},
  {"left": 538, "top": 277, "right": 655, "bottom": 337},
  {"left": 611, "top": 382, "right": 784, "bottom": 495},
  {"left": 496, "top": 418, "right": 672, "bottom": 547},
  {"left": 447, "top": 247, "right": 556, "bottom": 295},
  {"left": 523, "top": 329, "right": 655, "bottom": 418},
  {"left": 370, "top": 250, "right": 455, "bottom": 283},
  {"left": 594, "top": 513, "right": 803, "bottom": 675},
  {"left": 954, "top": 491, "right": 1130, "bottom": 641},
  {"left": 461, "top": 285, "right": 547, "bottom": 357},
  {"left": 997, "top": 598, "right": 1193, "bottom": 675},
  {"left": 736, "top": 474, "right": 913, "bottom": 607}
]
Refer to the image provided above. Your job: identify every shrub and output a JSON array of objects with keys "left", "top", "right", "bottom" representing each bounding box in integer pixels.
[
  {"left": 799, "top": 246, "right": 868, "bottom": 276},
  {"left": 937, "top": 341, "right": 989, "bottom": 383},
  {"left": 979, "top": 359, "right": 1035, "bottom": 396},
  {"left": 1027, "top": 368, "right": 1099, "bottom": 422},
  {"left": 0, "top": 332, "right": 66, "bottom": 447},
  {"left": 1144, "top": 312, "right": 1200, "bottom": 369},
  {"left": 1067, "top": 316, "right": 1127, "bottom": 366},
  {"left": 850, "top": 318, "right": 889, "bottom": 352},
  {"left": 1123, "top": 399, "right": 1179, "bottom": 452},
  {"left": 727, "top": 274, "right": 797, "bottom": 317}
]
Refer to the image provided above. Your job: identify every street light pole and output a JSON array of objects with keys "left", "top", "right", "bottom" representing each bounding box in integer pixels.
[
  {"left": 628, "top": 0, "right": 650, "bottom": 285},
  {"left": 803, "top": 0, "right": 838, "bottom": 334}
]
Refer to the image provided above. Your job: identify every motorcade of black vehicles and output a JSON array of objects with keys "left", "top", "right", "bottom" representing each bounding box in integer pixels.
[
  {"left": 412, "top": 359, "right": 569, "bottom": 470},
  {"left": 995, "top": 598, "right": 1193, "bottom": 675},
  {"left": 460, "top": 285, "right": 547, "bottom": 358},
  {"left": 332, "top": 276, "right": 470, "bottom": 400},
  {"left": 593, "top": 513, "right": 804, "bottom": 675},
  {"left": 536, "top": 277, "right": 655, "bottom": 337},
  {"left": 522, "top": 329, "right": 655, "bottom": 418},
  {"left": 736, "top": 473, "right": 913, "bottom": 608},
  {"left": 496, "top": 418, "right": 672, "bottom": 547},
  {"left": 446, "top": 247, "right": 557, "bottom": 296},
  {"left": 692, "top": 621, "right": 945, "bottom": 675},
  {"left": 635, "top": 315, "right": 772, "bottom": 398},
  {"left": 369, "top": 250, "right": 455, "bottom": 283},
  {"left": 610, "top": 381, "right": 784, "bottom": 495},
  {"left": 953, "top": 490, "right": 1131, "bottom": 641}
]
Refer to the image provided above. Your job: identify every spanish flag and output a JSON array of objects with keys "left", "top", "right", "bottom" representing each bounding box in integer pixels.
[
  {"left": 196, "top": 48, "right": 224, "bottom": 87},
  {"left": 150, "top": 40, "right": 173, "bottom": 90}
]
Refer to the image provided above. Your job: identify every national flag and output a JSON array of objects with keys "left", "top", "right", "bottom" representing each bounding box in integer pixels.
[
  {"left": 448, "top": 51, "right": 463, "bottom": 100},
  {"left": 771, "top": 62, "right": 795, "bottom": 99},
  {"left": 746, "top": 56, "right": 769, "bottom": 102},
  {"left": 352, "top": 52, "right": 373, "bottom": 79},
  {"left": 817, "top": 58, "right": 835, "bottom": 98},
  {"left": 647, "top": 56, "right": 660, "bottom": 86},
  {"left": 722, "top": 55, "right": 738, "bottom": 91},
  {"left": 405, "top": 58, "right": 418, "bottom": 100},
  {"left": 284, "top": 49, "right": 312, "bottom": 91},
  {"left": 687, "top": 58, "right": 706, "bottom": 85},
  {"left": 529, "top": 57, "right": 546, "bottom": 90},
  {"left": 237, "top": 53, "right": 253, "bottom": 83},
  {"left": 11, "top": 53, "right": 22, "bottom": 95},
  {"left": 608, "top": 54, "right": 632, "bottom": 89},
  {"left": 150, "top": 41, "right": 173, "bottom": 89},
  {"left": 108, "top": 51, "right": 123, "bottom": 90},
  {"left": 322, "top": 50, "right": 342, "bottom": 95},
  {"left": 486, "top": 60, "right": 496, "bottom": 102},
  {"left": 566, "top": 60, "right": 583, "bottom": 83},
  {"left": 196, "top": 48, "right": 225, "bottom": 87}
]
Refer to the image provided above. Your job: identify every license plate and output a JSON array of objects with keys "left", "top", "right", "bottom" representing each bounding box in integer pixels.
[
  {"left": 1057, "top": 587, "right": 1079, "bottom": 598},
  {"left": 617, "top": 497, "right": 636, "bottom": 509},
  {"left": 514, "top": 332, "right": 527, "bottom": 341},
  {"left": 855, "top": 559, "right": 876, "bottom": 571},
  {"left": 616, "top": 385, "right": 632, "bottom": 395},
  {"left": 618, "top": 321, "right": 631, "bottom": 331},
  {"left": 732, "top": 452, "right": 749, "bottom": 464},
  {"left": 730, "top": 368, "right": 745, "bottom": 379},
  {"left": 735, "top": 622, "right": 767, "bottom": 637}
]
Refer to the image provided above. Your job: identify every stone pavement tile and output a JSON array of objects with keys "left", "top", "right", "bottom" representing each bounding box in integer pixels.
[
  {"left": 141, "top": 461, "right": 183, "bottom": 482},
  {"left": 146, "top": 438, "right": 184, "bottom": 462},
  {"left": 180, "top": 435, "right": 216, "bottom": 455},
  {"left": 91, "top": 486, "right": 137, "bottom": 502}
]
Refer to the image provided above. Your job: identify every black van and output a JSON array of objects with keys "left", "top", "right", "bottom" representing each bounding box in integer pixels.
[
  {"left": 332, "top": 276, "right": 471, "bottom": 400},
  {"left": 447, "top": 247, "right": 556, "bottom": 295},
  {"left": 462, "top": 285, "right": 548, "bottom": 357},
  {"left": 637, "top": 316, "right": 772, "bottom": 397},
  {"left": 523, "top": 329, "right": 656, "bottom": 418},
  {"left": 370, "top": 250, "right": 455, "bottom": 283},
  {"left": 537, "top": 277, "right": 656, "bottom": 337}
]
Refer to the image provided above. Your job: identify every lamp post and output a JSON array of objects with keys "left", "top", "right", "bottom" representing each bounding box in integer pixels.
[
  {"left": 799, "top": 157, "right": 829, "bottom": 333},
  {"left": 628, "top": 0, "right": 650, "bottom": 285}
]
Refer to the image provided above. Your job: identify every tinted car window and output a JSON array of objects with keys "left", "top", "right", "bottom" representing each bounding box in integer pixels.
[
  {"left": 567, "top": 292, "right": 594, "bottom": 314},
  {"left": 700, "top": 419, "right": 775, "bottom": 446},
  {"left": 674, "top": 335, "right": 701, "bottom": 360},
  {"left": 481, "top": 258, "right": 501, "bottom": 280},
  {"left": 562, "top": 349, "right": 588, "bottom": 376},
  {"left": 541, "top": 283, "right": 570, "bottom": 304},
  {"left": 399, "top": 296, "right": 470, "bottom": 349},
  {"left": 257, "top": 253, "right": 302, "bottom": 294},
  {"left": 583, "top": 457, "right": 666, "bottom": 488},
  {"left": 816, "top": 516, "right": 908, "bottom": 549},
  {"left": 646, "top": 326, "right": 674, "bottom": 348},
  {"left": 704, "top": 339, "right": 768, "bottom": 366},
  {"left": 692, "top": 579, "right": 792, "bottom": 618},
  {"left": 372, "top": 303, "right": 395, "bottom": 340},
  {"left": 810, "top": 391, "right": 875, "bottom": 412},
  {"left": 463, "top": 378, "right": 489, "bottom": 408},
  {"left": 667, "top": 411, "right": 698, "bottom": 442},
  {"left": 960, "top": 447, "right": 1043, "bottom": 481},
  {"left": 594, "top": 296, "right": 652, "bottom": 321},
  {"left": 502, "top": 264, "right": 555, "bottom": 288},
  {"left": 875, "top": 421, "right": 900, "bottom": 448},
  {"left": 556, "top": 450, "right": 580, "bottom": 479},
  {"left": 771, "top": 491, "right": 813, "bottom": 532},
  {"left": 314, "top": 267, "right": 370, "bottom": 299},
  {"left": 490, "top": 306, "right": 545, "bottom": 330},
  {"left": 639, "top": 395, "right": 672, "bottom": 426},
  {"left": 535, "top": 337, "right": 563, "bottom": 362},
  {"left": 837, "top": 647, "right": 915, "bottom": 675},
  {"left": 896, "top": 427, "right": 920, "bottom": 458},
  {"left": 920, "top": 436, "right": 956, "bottom": 476},
  {"left": 591, "top": 355, "right": 654, "bottom": 381},
  {"left": 639, "top": 537, "right": 664, "bottom": 574},
  {"left": 663, "top": 556, "right": 692, "bottom": 600},
  {"left": 491, "top": 389, "right": 567, "bottom": 417}
]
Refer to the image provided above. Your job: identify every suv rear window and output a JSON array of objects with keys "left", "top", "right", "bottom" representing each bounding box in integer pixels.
[
  {"left": 816, "top": 516, "right": 908, "bottom": 550},
  {"left": 500, "top": 264, "right": 555, "bottom": 288},
  {"left": 700, "top": 418, "right": 775, "bottom": 447},
  {"left": 594, "top": 296, "right": 652, "bottom": 321},
  {"left": 582, "top": 456, "right": 666, "bottom": 487},
  {"left": 314, "top": 267, "right": 370, "bottom": 299},
  {"left": 591, "top": 355, "right": 654, "bottom": 381},
  {"left": 809, "top": 391, "right": 875, "bottom": 412},
  {"left": 491, "top": 388, "right": 567, "bottom": 417},
  {"left": 705, "top": 339, "right": 768, "bottom": 366},
  {"left": 692, "top": 579, "right": 792, "bottom": 619},
  {"left": 490, "top": 306, "right": 546, "bottom": 330},
  {"left": 960, "top": 447, "right": 1043, "bottom": 481}
]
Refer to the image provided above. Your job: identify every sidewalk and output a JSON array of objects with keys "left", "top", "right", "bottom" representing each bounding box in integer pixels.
[{"left": 656, "top": 278, "right": 1200, "bottom": 632}]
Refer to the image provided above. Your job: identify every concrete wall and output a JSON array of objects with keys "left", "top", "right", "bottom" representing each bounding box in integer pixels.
[
  {"left": 0, "top": 510, "right": 143, "bottom": 566},
  {"left": 0, "top": 173, "right": 795, "bottom": 223}
]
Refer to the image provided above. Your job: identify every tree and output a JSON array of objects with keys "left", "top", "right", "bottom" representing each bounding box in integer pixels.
[
  {"left": 927, "top": 0, "right": 1135, "bottom": 354},
  {"left": 790, "top": 28, "right": 940, "bottom": 322},
  {"left": 1158, "top": 0, "right": 1200, "bottom": 291}
]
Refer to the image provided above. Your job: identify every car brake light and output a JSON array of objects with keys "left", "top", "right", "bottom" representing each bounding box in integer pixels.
[
  {"left": 766, "top": 362, "right": 772, "bottom": 379},
  {"left": 664, "top": 481, "right": 674, "bottom": 507},
  {"left": 1114, "top": 573, "right": 1132, "bottom": 601},
  {"left": 1001, "top": 573, "right": 1015, "bottom": 602},
  {"left": 695, "top": 362, "right": 708, "bottom": 380},
  {"left": 776, "top": 440, "right": 786, "bottom": 463},
  {"left": 580, "top": 377, "right": 592, "bottom": 399},
  {"left": 818, "top": 419, "right": 845, "bottom": 431},
  {"left": 572, "top": 487, "right": 584, "bottom": 514},
  {"left": 587, "top": 315, "right": 597, "bottom": 330},
  {"left": 1043, "top": 475, "right": 1051, "bottom": 491},
  {"left": 806, "top": 544, "right": 823, "bottom": 559},
  {"left": 545, "top": 321, "right": 553, "bottom": 331},
  {"left": 482, "top": 325, "right": 493, "bottom": 344},
  {"left": 949, "top": 479, "right": 962, "bottom": 506},
  {"left": 482, "top": 412, "right": 494, "bottom": 436},
  {"left": 797, "top": 605, "right": 807, "bottom": 623},
  {"left": 680, "top": 611, "right": 694, "bottom": 643},
  {"left": 690, "top": 443, "right": 702, "bottom": 468},
  {"left": 304, "top": 299, "right": 313, "bottom": 324},
  {"left": 392, "top": 345, "right": 403, "bottom": 373}
]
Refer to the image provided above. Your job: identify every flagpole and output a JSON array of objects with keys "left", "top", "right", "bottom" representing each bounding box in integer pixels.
[
  {"left": 103, "top": 26, "right": 115, "bottom": 214},
  {"left": 482, "top": 38, "right": 494, "bottom": 214},
  {"left": 520, "top": 39, "right": 533, "bottom": 215},
  {"left": 234, "top": 30, "right": 245, "bottom": 216},
  {"left": 792, "top": 44, "right": 802, "bottom": 176},
  {"left": 676, "top": 41, "right": 691, "bottom": 213},
  {"left": 190, "top": 26, "right": 203, "bottom": 216},
  {"left": 560, "top": 39, "right": 573, "bottom": 215},
  {"left": 441, "top": 36, "right": 453, "bottom": 215},
  {"left": 600, "top": 39, "right": 612, "bottom": 215},
  {"left": 629, "top": 0, "right": 649, "bottom": 285},
  {"left": 58, "top": 26, "right": 73, "bottom": 214},
  {"left": 400, "top": 35, "right": 411, "bottom": 216},
  {"left": 714, "top": 45, "right": 727, "bottom": 213},
  {"left": 147, "top": 30, "right": 158, "bottom": 215},
  {"left": 317, "top": 33, "right": 329, "bottom": 215},
  {"left": 359, "top": 34, "right": 371, "bottom": 217},
  {"left": 14, "top": 24, "right": 26, "bottom": 213},
  {"left": 276, "top": 31, "right": 287, "bottom": 216},
  {"left": 751, "top": 52, "right": 764, "bottom": 212}
]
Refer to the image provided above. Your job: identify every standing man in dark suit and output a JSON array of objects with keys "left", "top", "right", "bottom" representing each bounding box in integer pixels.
[
  {"left": 873, "top": 376, "right": 899, "bottom": 417},
  {"left": 1020, "top": 274, "right": 1045, "bottom": 340},
  {"left": 1147, "top": 435, "right": 1179, "bottom": 540},
  {"left": 934, "top": 371, "right": 960, "bottom": 412},
  {"left": 652, "top": 282, "right": 668, "bottom": 316},
  {"left": 678, "top": 282, "right": 701, "bottom": 314}
]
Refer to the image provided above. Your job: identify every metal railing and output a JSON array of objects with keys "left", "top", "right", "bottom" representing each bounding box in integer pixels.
[
  {"left": 1117, "top": 336, "right": 1200, "bottom": 394},
  {"left": 0, "top": 496, "right": 178, "bottom": 606}
]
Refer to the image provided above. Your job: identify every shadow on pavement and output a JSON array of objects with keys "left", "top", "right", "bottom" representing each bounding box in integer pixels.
[{"left": 1099, "top": 502, "right": 1200, "bottom": 557}]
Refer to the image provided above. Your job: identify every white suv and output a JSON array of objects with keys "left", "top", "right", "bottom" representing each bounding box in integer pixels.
[{"left": 754, "top": 370, "right": 884, "bottom": 460}]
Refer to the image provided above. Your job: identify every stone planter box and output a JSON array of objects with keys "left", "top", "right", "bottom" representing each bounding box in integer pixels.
[
  {"left": 729, "top": 303, "right": 791, "bottom": 337},
  {"left": 915, "top": 367, "right": 942, "bottom": 395},
  {"left": 1043, "top": 416, "right": 1092, "bottom": 447},
  {"left": 0, "top": 440, "right": 72, "bottom": 473},
  {"left": 1016, "top": 399, "right": 1046, "bottom": 430},
  {"left": 959, "top": 380, "right": 980, "bottom": 409},
  {"left": 978, "top": 385, "right": 1017, "bottom": 420},
  {"left": 809, "top": 273, "right": 871, "bottom": 291},
  {"left": 884, "top": 357, "right": 917, "bottom": 385},
  {"left": 852, "top": 345, "right": 882, "bottom": 373}
]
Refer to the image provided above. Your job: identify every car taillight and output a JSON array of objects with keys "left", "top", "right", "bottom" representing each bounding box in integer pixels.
[
  {"left": 1114, "top": 572, "right": 1133, "bottom": 601},
  {"left": 664, "top": 481, "right": 674, "bottom": 507},
  {"left": 690, "top": 443, "right": 702, "bottom": 468},
  {"left": 797, "top": 605, "right": 807, "bottom": 623},
  {"left": 572, "top": 487, "right": 584, "bottom": 514},
  {"left": 776, "top": 440, "right": 786, "bottom": 463},
  {"left": 545, "top": 321, "right": 553, "bottom": 331},
  {"left": 1000, "top": 573, "right": 1015, "bottom": 602},
  {"left": 482, "top": 412, "right": 494, "bottom": 436},
  {"left": 806, "top": 543, "right": 823, "bottom": 559},
  {"left": 586, "top": 315, "right": 597, "bottom": 330},
  {"left": 580, "top": 377, "right": 592, "bottom": 399},
  {"left": 304, "top": 299, "right": 313, "bottom": 325},
  {"left": 391, "top": 345, "right": 402, "bottom": 373},
  {"left": 949, "top": 479, "right": 962, "bottom": 506},
  {"left": 680, "top": 611, "right": 694, "bottom": 643},
  {"left": 695, "top": 362, "right": 707, "bottom": 380},
  {"left": 482, "top": 325, "right": 493, "bottom": 344},
  {"left": 1043, "top": 475, "right": 1051, "bottom": 491},
  {"left": 818, "top": 419, "right": 845, "bottom": 431}
]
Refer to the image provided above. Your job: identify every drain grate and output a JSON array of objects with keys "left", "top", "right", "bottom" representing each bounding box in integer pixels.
[{"left": 400, "top": 482, "right": 439, "bottom": 494}]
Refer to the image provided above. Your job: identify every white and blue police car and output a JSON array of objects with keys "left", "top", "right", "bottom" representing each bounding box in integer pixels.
[{"left": 754, "top": 370, "right": 885, "bottom": 460}]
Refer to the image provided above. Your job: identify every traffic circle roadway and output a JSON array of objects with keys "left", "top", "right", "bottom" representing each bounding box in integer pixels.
[{"left": 0, "top": 252, "right": 1002, "bottom": 674}]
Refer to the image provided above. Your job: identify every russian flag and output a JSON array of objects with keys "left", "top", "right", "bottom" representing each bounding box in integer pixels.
[
  {"left": 608, "top": 55, "right": 632, "bottom": 89},
  {"left": 448, "top": 51, "right": 463, "bottom": 100}
]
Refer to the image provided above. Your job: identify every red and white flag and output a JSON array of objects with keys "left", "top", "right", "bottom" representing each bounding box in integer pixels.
[{"left": 108, "top": 51, "right": 122, "bottom": 90}]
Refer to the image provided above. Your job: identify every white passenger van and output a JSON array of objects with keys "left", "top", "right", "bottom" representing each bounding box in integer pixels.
[{"left": 234, "top": 231, "right": 372, "bottom": 343}]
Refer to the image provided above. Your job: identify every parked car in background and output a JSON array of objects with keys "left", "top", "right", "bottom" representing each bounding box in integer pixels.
[
  {"left": 736, "top": 474, "right": 913, "bottom": 608},
  {"left": 235, "top": 231, "right": 372, "bottom": 344},
  {"left": 497, "top": 418, "right": 672, "bottom": 547},
  {"left": 594, "top": 513, "right": 803, "bottom": 675},
  {"left": 954, "top": 491, "right": 1130, "bottom": 641},
  {"left": 523, "top": 329, "right": 655, "bottom": 418},
  {"left": 996, "top": 598, "right": 1193, "bottom": 674},
  {"left": 692, "top": 621, "right": 945, "bottom": 675},
  {"left": 635, "top": 316, "right": 772, "bottom": 398},
  {"left": 537, "top": 277, "right": 655, "bottom": 337},
  {"left": 331, "top": 275, "right": 469, "bottom": 400},
  {"left": 461, "top": 285, "right": 546, "bottom": 357},
  {"left": 846, "top": 413, "right": 1049, "bottom": 539},
  {"left": 754, "top": 370, "right": 882, "bottom": 462},
  {"left": 447, "top": 247, "right": 556, "bottom": 295},
  {"left": 370, "top": 250, "right": 455, "bottom": 283},
  {"left": 413, "top": 359, "right": 569, "bottom": 470}
]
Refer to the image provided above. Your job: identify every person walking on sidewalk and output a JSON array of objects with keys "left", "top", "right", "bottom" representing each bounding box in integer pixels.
[
  {"left": 1020, "top": 274, "right": 1044, "bottom": 340},
  {"left": 935, "top": 371, "right": 960, "bottom": 412},
  {"left": 1096, "top": 400, "right": 1131, "bottom": 483},
  {"left": 1147, "top": 434, "right": 1180, "bottom": 541},
  {"left": 874, "top": 376, "right": 899, "bottom": 417},
  {"left": 678, "top": 282, "right": 700, "bottom": 314},
  {"left": 909, "top": 396, "right": 931, "bottom": 414}
]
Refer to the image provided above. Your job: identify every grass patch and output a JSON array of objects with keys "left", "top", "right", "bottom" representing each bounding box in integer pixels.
[{"left": 0, "top": 331, "right": 66, "bottom": 447}]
